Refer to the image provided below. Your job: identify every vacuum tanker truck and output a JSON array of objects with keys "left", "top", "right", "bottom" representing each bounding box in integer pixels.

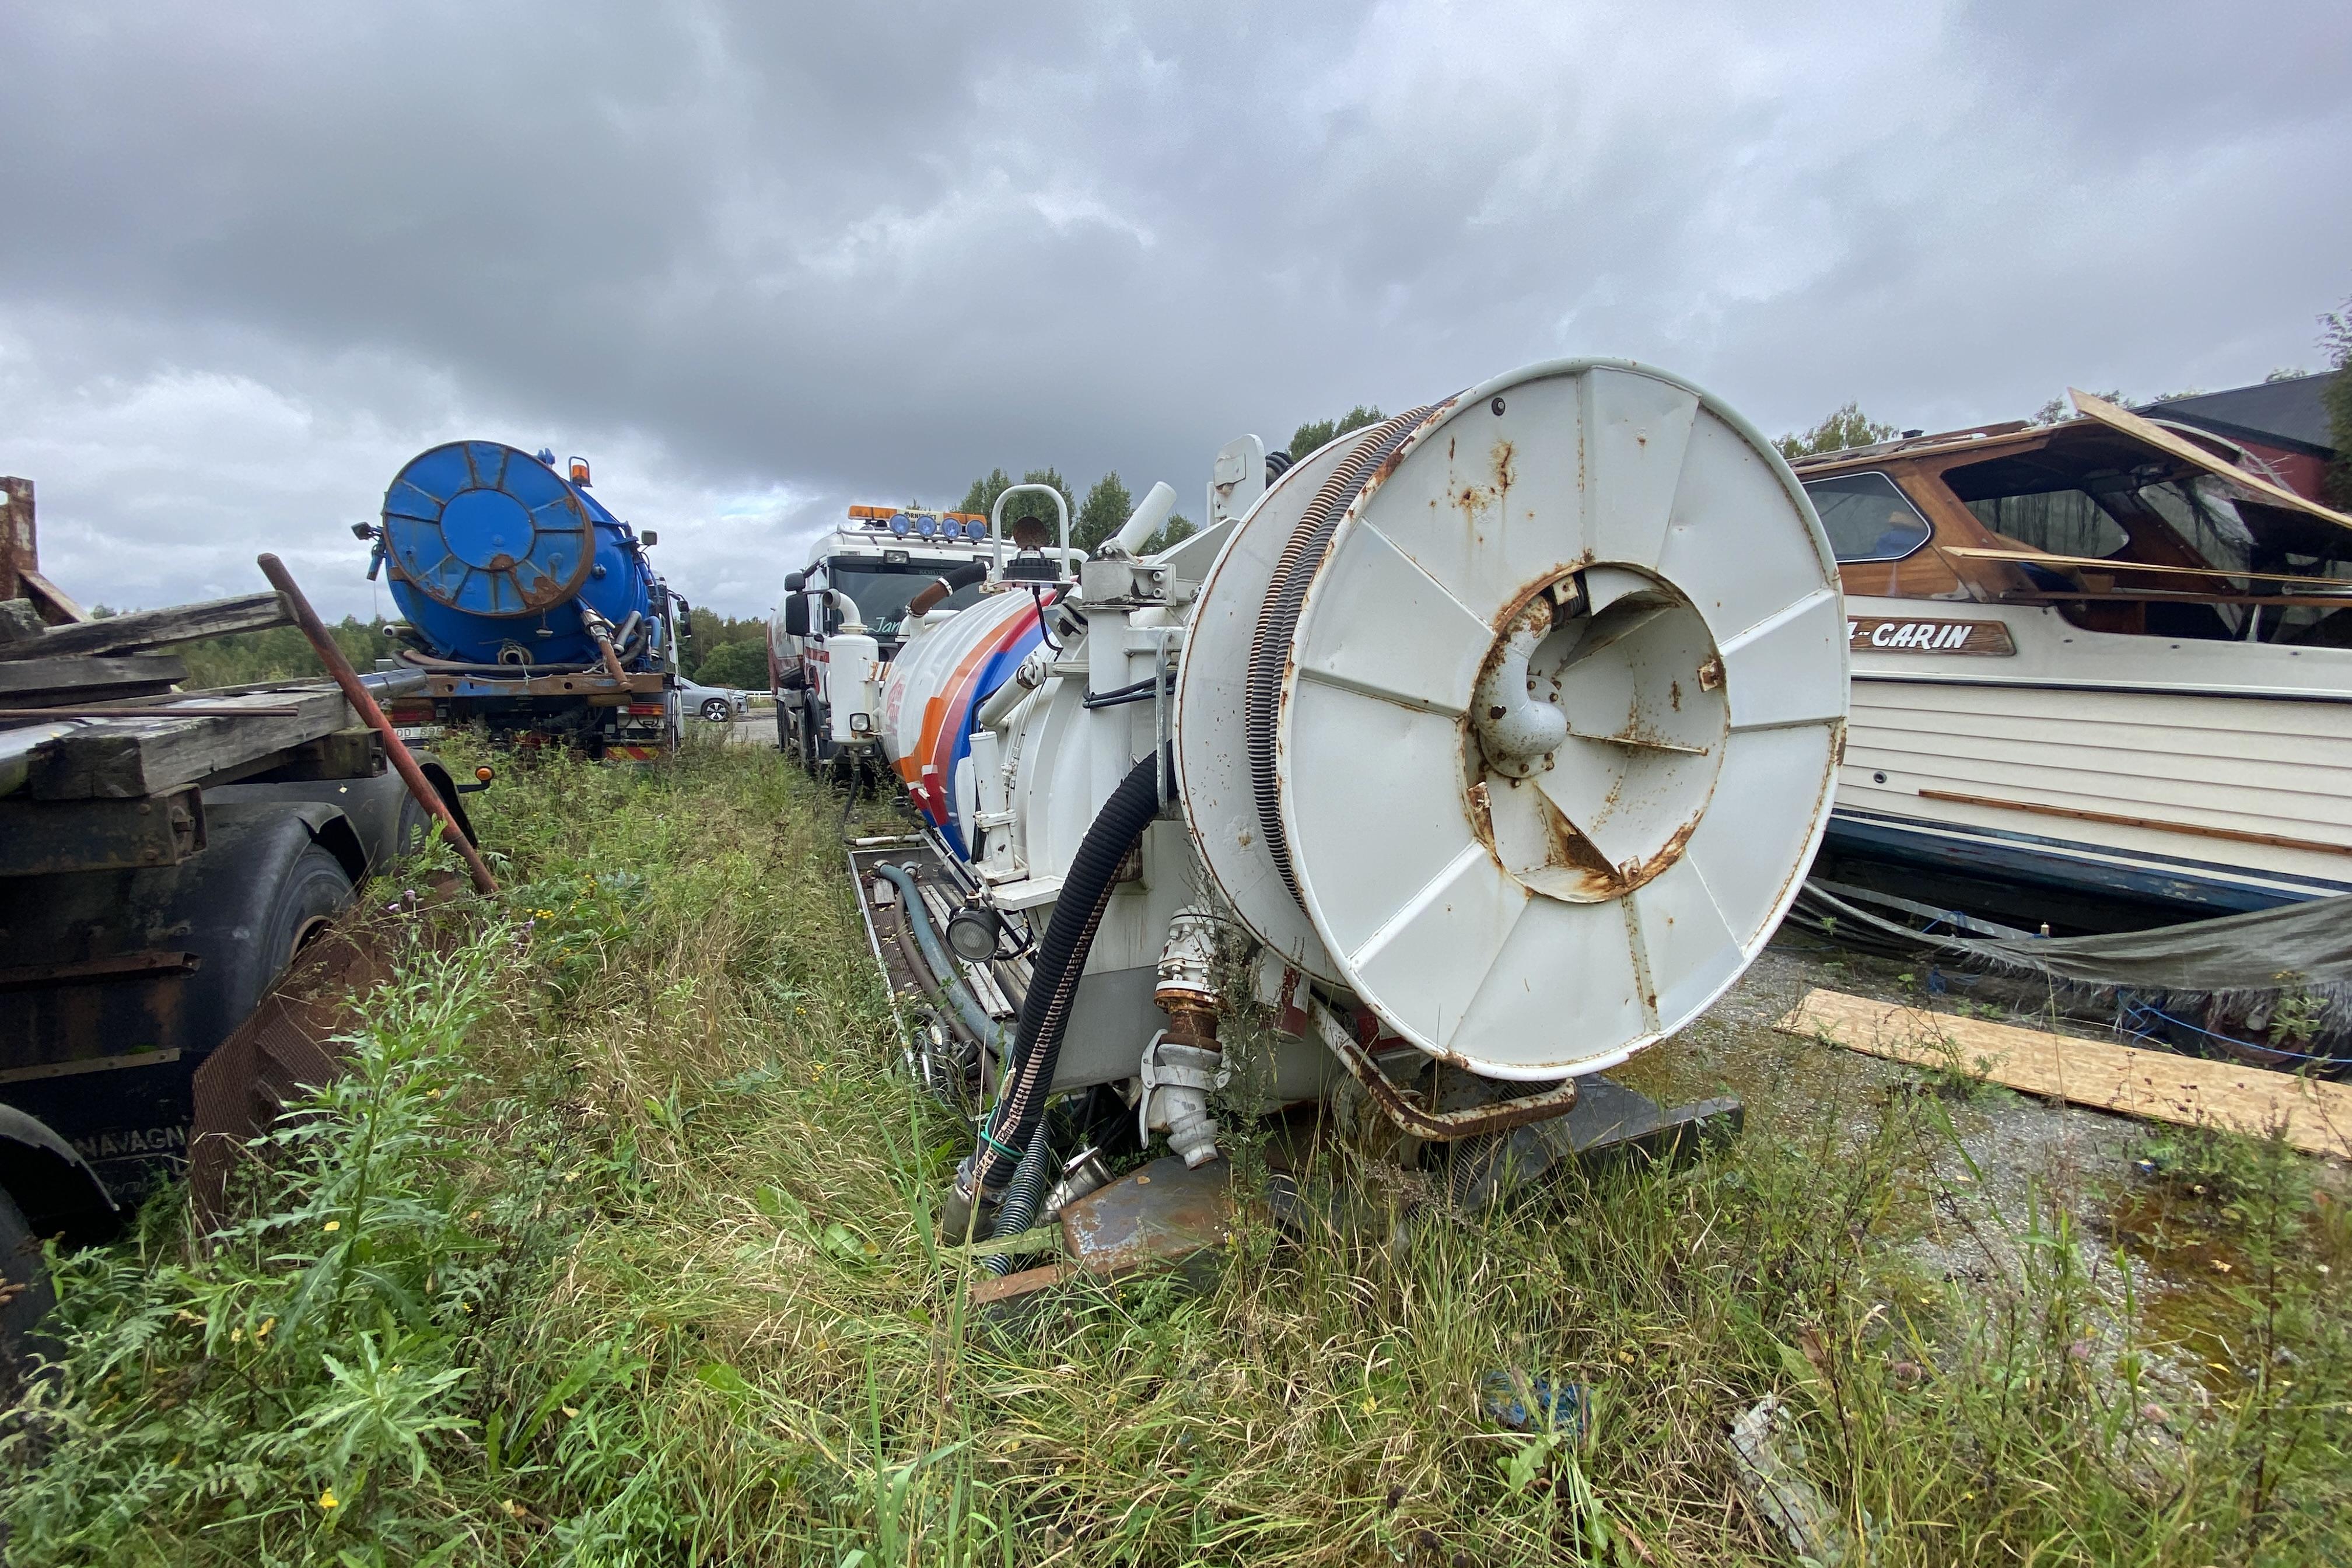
[
  {"left": 768, "top": 505, "right": 1014, "bottom": 771},
  {"left": 358, "top": 443, "right": 683, "bottom": 758},
  {"left": 831, "top": 359, "right": 1852, "bottom": 1282}
]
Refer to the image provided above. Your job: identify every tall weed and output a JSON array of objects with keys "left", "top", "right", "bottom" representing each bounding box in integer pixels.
[{"left": 5, "top": 742, "right": 2349, "bottom": 1564}]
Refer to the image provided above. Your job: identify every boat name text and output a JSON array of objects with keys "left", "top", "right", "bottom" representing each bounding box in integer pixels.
[{"left": 1847, "top": 617, "right": 2016, "bottom": 656}]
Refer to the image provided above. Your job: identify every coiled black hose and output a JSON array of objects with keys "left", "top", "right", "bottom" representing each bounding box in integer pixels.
[
  {"left": 963, "top": 746, "right": 1172, "bottom": 1205},
  {"left": 981, "top": 1123, "right": 1056, "bottom": 1276}
]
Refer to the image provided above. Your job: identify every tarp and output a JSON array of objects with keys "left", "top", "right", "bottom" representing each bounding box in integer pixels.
[{"left": 1793, "top": 881, "right": 2352, "bottom": 1033}]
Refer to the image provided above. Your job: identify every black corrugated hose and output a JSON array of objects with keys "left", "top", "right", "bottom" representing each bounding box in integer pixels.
[
  {"left": 981, "top": 1122, "right": 1056, "bottom": 1276},
  {"left": 957, "top": 746, "right": 1173, "bottom": 1214}
]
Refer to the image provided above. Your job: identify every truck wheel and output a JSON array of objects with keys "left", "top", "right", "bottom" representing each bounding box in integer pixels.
[
  {"left": 264, "top": 845, "right": 356, "bottom": 969},
  {"left": 775, "top": 702, "right": 791, "bottom": 754},
  {"left": 0, "top": 1185, "right": 56, "bottom": 1378}
]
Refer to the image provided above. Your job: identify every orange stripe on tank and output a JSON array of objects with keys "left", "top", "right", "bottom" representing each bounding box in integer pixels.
[{"left": 920, "top": 604, "right": 1039, "bottom": 788}]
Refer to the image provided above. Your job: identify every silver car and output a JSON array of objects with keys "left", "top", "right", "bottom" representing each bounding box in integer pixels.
[{"left": 676, "top": 678, "right": 750, "bottom": 723}]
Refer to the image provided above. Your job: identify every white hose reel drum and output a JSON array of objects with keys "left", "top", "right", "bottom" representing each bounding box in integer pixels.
[{"left": 1175, "top": 359, "right": 1847, "bottom": 1080}]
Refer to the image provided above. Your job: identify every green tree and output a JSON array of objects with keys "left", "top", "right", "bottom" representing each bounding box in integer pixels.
[
  {"left": 2322, "top": 299, "right": 2352, "bottom": 509},
  {"left": 693, "top": 638, "right": 769, "bottom": 690},
  {"left": 179, "top": 617, "right": 388, "bottom": 688},
  {"left": 1287, "top": 405, "right": 1384, "bottom": 460},
  {"left": 957, "top": 467, "right": 1076, "bottom": 543},
  {"left": 1074, "top": 472, "right": 1133, "bottom": 552},
  {"left": 1139, "top": 512, "right": 1194, "bottom": 555},
  {"left": 677, "top": 607, "right": 767, "bottom": 681},
  {"left": 1776, "top": 402, "right": 1898, "bottom": 459}
]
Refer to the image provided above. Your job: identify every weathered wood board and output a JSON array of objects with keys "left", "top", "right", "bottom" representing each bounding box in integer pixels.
[
  {"left": 26, "top": 685, "right": 355, "bottom": 800},
  {"left": 0, "top": 653, "right": 187, "bottom": 704},
  {"left": 1777, "top": 988, "right": 2352, "bottom": 1157},
  {"left": 0, "top": 592, "right": 287, "bottom": 662}
]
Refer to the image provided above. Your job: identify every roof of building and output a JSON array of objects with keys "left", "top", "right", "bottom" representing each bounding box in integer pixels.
[{"left": 2138, "top": 373, "right": 2337, "bottom": 458}]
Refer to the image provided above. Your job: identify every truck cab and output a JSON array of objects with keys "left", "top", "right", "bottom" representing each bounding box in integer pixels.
[{"left": 769, "top": 507, "right": 995, "bottom": 766}]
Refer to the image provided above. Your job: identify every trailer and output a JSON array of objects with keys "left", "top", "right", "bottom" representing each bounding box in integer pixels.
[{"left": 0, "top": 478, "right": 481, "bottom": 1360}]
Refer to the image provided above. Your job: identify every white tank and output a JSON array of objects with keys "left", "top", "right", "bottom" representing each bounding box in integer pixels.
[{"left": 881, "top": 358, "right": 1845, "bottom": 1158}]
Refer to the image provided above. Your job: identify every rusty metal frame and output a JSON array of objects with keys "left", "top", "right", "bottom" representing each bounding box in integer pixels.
[{"left": 1311, "top": 1004, "right": 1578, "bottom": 1140}]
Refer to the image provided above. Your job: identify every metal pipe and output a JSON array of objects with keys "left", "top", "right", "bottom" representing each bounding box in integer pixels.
[
  {"left": 1108, "top": 481, "right": 1175, "bottom": 556},
  {"left": 977, "top": 652, "right": 1046, "bottom": 731},
  {"left": 891, "top": 892, "right": 979, "bottom": 1051},
  {"left": 580, "top": 606, "right": 629, "bottom": 683},
  {"left": 256, "top": 554, "right": 499, "bottom": 895}
]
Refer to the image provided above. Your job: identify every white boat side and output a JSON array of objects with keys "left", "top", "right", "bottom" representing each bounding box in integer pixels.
[{"left": 1835, "top": 595, "right": 2352, "bottom": 909}]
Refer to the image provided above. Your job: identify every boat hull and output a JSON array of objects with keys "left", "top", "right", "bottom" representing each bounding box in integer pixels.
[{"left": 1831, "top": 597, "right": 2352, "bottom": 923}]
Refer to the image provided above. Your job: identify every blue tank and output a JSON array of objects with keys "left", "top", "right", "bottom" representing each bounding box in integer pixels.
[{"left": 377, "top": 441, "right": 662, "bottom": 669}]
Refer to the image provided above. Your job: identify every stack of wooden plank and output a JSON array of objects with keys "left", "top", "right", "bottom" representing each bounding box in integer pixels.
[{"left": 0, "top": 590, "right": 376, "bottom": 807}]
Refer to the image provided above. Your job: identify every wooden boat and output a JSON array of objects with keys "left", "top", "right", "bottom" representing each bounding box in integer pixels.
[{"left": 1793, "top": 393, "right": 2352, "bottom": 930}]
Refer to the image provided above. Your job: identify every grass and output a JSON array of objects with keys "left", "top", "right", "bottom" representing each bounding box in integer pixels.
[{"left": 5, "top": 738, "right": 2350, "bottom": 1565}]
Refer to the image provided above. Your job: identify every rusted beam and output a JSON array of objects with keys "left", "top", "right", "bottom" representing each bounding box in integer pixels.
[
  {"left": 1312, "top": 1005, "right": 1578, "bottom": 1140},
  {"left": 0, "top": 789, "right": 205, "bottom": 876},
  {"left": 257, "top": 554, "right": 498, "bottom": 895},
  {"left": 0, "top": 478, "right": 33, "bottom": 606}
]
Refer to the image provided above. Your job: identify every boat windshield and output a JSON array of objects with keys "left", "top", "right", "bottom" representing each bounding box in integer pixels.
[{"left": 1943, "top": 444, "right": 2352, "bottom": 643}]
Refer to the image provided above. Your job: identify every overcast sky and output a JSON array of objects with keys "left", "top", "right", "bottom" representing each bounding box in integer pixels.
[{"left": 2, "top": 2, "right": 2346, "bottom": 621}]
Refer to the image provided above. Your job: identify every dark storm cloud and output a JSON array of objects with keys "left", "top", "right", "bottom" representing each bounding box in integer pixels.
[{"left": 1, "top": 1, "right": 2345, "bottom": 616}]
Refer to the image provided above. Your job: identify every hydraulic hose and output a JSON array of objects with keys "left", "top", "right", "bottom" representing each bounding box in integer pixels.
[
  {"left": 890, "top": 895, "right": 978, "bottom": 1051},
  {"left": 980, "top": 1122, "right": 1056, "bottom": 1277},
  {"left": 876, "top": 864, "right": 1010, "bottom": 1059},
  {"left": 962, "top": 746, "right": 1173, "bottom": 1206}
]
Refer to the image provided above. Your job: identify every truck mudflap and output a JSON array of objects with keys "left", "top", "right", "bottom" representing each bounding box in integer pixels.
[{"left": 186, "top": 905, "right": 418, "bottom": 1230}]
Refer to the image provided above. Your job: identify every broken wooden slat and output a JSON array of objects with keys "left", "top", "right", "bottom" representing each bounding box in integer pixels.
[
  {"left": 0, "top": 592, "right": 289, "bottom": 663},
  {"left": 1777, "top": 987, "right": 2352, "bottom": 1157},
  {"left": 27, "top": 686, "right": 354, "bottom": 800},
  {"left": 16, "top": 569, "right": 86, "bottom": 625},
  {"left": 0, "top": 653, "right": 188, "bottom": 705}
]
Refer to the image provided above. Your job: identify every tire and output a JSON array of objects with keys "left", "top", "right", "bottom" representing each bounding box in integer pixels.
[
  {"left": 775, "top": 702, "right": 792, "bottom": 754},
  {"left": 0, "top": 1185, "right": 56, "bottom": 1381},
  {"left": 261, "top": 845, "right": 356, "bottom": 973},
  {"left": 701, "top": 698, "right": 732, "bottom": 723}
]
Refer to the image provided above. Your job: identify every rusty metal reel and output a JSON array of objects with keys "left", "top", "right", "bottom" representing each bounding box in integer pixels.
[{"left": 1267, "top": 360, "right": 1847, "bottom": 1078}]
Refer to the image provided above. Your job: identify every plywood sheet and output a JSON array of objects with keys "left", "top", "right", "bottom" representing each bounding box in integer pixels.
[{"left": 1777, "top": 987, "right": 2352, "bottom": 1157}]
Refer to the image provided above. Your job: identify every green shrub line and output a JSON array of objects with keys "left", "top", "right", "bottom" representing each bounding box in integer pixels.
[{"left": 4, "top": 741, "right": 2347, "bottom": 1565}]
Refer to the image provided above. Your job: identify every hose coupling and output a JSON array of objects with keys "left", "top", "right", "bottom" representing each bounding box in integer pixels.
[{"left": 1140, "top": 1031, "right": 1228, "bottom": 1168}]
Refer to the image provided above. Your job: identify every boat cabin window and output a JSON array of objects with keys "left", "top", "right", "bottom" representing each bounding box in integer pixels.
[
  {"left": 1958, "top": 488, "right": 2129, "bottom": 562},
  {"left": 1800, "top": 471, "right": 1933, "bottom": 563},
  {"left": 1939, "top": 443, "right": 2352, "bottom": 644}
]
